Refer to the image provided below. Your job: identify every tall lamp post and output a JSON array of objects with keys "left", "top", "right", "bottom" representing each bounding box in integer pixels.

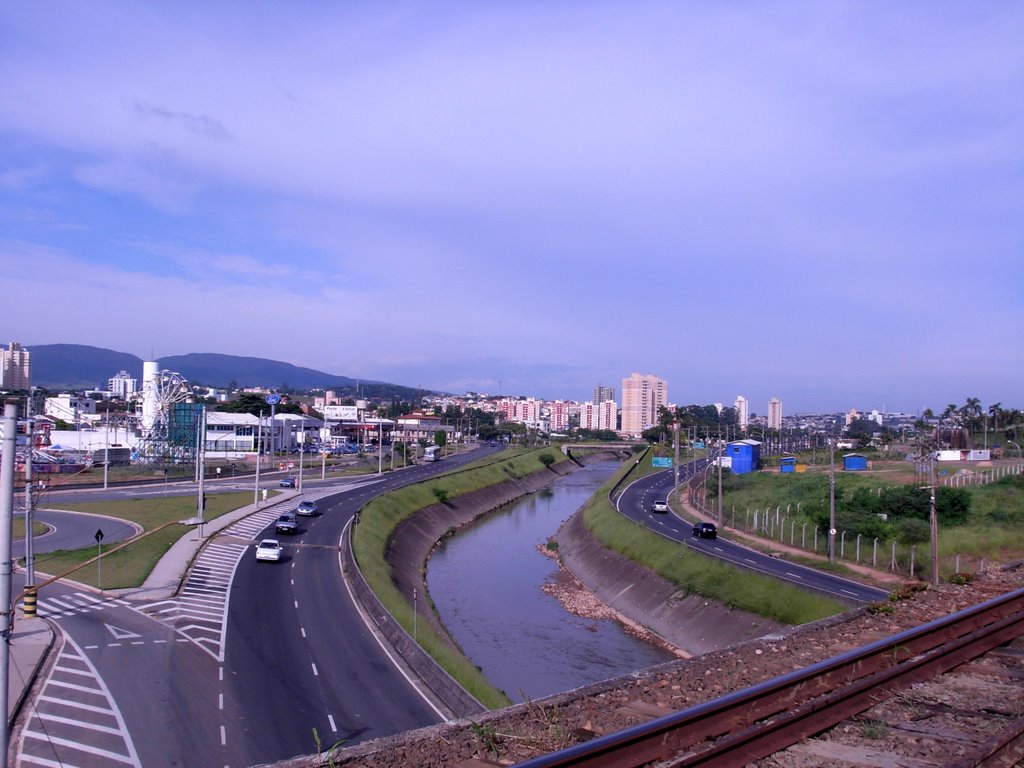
[{"left": 828, "top": 436, "right": 836, "bottom": 563}]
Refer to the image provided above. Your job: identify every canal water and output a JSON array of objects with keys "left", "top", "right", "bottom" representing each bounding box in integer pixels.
[{"left": 426, "top": 460, "right": 675, "bottom": 702}]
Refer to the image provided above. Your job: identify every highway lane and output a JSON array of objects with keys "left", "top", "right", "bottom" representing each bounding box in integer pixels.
[
  {"left": 222, "top": 445, "right": 503, "bottom": 766},
  {"left": 617, "top": 460, "right": 890, "bottom": 604}
]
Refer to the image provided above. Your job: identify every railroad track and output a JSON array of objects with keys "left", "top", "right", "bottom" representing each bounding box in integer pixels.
[{"left": 514, "top": 587, "right": 1024, "bottom": 768}]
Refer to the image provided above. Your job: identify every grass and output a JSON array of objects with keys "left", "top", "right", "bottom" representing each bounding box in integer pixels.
[
  {"left": 38, "top": 491, "right": 267, "bottom": 589},
  {"left": 583, "top": 459, "right": 846, "bottom": 625},
  {"left": 352, "top": 446, "right": 571, "bottom": 709},
  {"left": 704, "top": 458, "right": 1024, "bottom": 580}
]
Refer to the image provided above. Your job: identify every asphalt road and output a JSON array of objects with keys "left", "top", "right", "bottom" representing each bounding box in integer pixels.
[
  {"left": 223, "top": 446, "right": 503, "bottom": 765},
  {"left": 617, "top": 460, "right": 889, "bottom": 604}
]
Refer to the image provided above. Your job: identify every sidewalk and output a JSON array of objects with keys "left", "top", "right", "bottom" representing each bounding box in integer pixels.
[{"left": 7, "top": 489, "right": 301, "bottom": 730}]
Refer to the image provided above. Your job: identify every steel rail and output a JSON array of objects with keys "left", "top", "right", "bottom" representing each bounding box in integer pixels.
[{"left": 514, "top": 587, "right": 1024, "bottom": 768}]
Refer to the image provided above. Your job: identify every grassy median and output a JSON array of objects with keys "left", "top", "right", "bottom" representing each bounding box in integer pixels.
[{"left": 37, "top": 491, "right": 267, "bottom": 589}]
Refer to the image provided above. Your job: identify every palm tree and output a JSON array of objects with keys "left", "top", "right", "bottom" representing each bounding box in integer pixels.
[
  {"left": 989, "top": 402, "right": 1003, "bottom": 435},
  {"left": 962, "top": 397, "right": 983, "bottom": 433}
]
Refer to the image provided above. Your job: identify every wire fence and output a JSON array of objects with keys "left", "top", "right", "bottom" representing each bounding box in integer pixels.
[{"left": 685, "top": 474, "right": 1023, "bottom": 584}]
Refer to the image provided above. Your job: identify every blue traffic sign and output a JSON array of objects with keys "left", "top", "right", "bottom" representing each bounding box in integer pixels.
[
  {"left": 265, "top": 394, "right": 282, "bottom": 405},
  {"left": 652, "top": 457, "right": 673, "bottom": 468}
]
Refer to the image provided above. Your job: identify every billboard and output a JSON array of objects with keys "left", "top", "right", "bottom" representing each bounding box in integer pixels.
[{"left": 323, "top": 405, "right": 358, "bottom": 421}]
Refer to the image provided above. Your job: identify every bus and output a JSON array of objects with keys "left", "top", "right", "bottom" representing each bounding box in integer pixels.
[{"left": 423, "top": 445, "right": 441, "bottom": 462}]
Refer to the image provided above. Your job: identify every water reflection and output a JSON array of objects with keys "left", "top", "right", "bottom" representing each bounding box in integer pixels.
[{"left": 427, "top": 460, "right": 674, "bottom": 702}]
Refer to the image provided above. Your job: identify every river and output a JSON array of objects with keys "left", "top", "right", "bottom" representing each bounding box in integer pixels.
[{"left": 426, "top": 459, "right": 675, "bottom": 703}]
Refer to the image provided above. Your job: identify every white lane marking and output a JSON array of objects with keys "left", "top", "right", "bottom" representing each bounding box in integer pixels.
[
  {"left": 294, "top": 600, "right": 299, "bottom": 609},
  {"left": 311, "top": 663, "right": 319, "bottom": 677},
  {"left": 328, "top": 714, "right": 337, "bottom": 732},
  {"left": 784, "top": 572, "right": 804, "bottom": 579},
  {"left": 841, "top": 589, "right": 858, "bottom": 596},
  {"left": 219, "top": 693, "right": 224, "bottom": 710},
  {"left": 22, "top": 732, "right": 136, "bottom": 764},
  {"left": 744, "top": 558, "right": 756, "bottom": 564},
  {"left": 36, "top": 711, "right": 124, "bottom": 734},
  {"left": 220, "top": 725, "right": 226, "bottom": 746},
  {"left": 300, "top": 627, "right": 307, "bottom": 638}
]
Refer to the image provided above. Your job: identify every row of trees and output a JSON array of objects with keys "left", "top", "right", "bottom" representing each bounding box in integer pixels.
[{"left": 921, "top": 398, "right": 1023, "bottom": 443}]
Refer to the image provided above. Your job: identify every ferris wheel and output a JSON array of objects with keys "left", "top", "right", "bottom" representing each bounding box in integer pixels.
[{"left": 148, "top": 369, "right": 191, "bottom": 425}]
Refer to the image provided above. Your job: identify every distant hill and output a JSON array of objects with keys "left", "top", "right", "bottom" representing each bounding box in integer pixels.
[{"left": 22, "top": 344, "right": 434, "bottom": 400}]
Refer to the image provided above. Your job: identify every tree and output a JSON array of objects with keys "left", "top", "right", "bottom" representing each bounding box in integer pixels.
[{"left": 434, "top": 429, "right": 447, "bottom": 447}]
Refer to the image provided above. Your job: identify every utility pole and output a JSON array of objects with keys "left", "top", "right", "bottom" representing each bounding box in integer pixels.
[
  {"left": 828, "top": 436, "right": 836, "bottom": 563},
  {"left": 929, "top": 456, "right": 940, "bottom": 585},
  {"left": 24, "top": 395, "right": 35, "bottom": 588},
  {"left": 1, "top": 400, "right": 20, "bottom": 765},
  {"left": 717, "top": 425, "right": 723, "bottom": 525},
  {"left": 673, "top": 421, "right": 680, "bottom": 494},
  {"left": 254, "top": 410, "right": 263, "bottom": 506}
]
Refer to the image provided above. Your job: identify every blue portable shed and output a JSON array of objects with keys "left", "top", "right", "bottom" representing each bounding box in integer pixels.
[
  {"left": 725, "top": 439, "right": 762, "bottom": 474},
  {"left": 843, "top": 453, "right": 868, "bottom": 471},
  {"left": 779, "top": 456, "right": 797, "bottom": 473}
]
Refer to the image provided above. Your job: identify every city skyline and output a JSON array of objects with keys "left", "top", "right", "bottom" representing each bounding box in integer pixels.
[{"left": 2, "top": 4, "right": 1022, "bottom": 413}]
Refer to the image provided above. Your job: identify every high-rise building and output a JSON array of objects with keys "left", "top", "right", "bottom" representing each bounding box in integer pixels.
[
  {"left": 548, "top": 400, "right": 570, "bottom": 432},
  {"left": 593, "top": 385, "right": 615, "bottom": 405},
  {"left": 579, "top": 399, "right": 617, "bottom": 431},
  {"left": 620, "top": 373, "right": 667, "bottom": 436},
  {"left": 734, "top": 395, "right": 749, "bottom": 430},
  {"left": 108, "top": 370, "right": 138, "bottom": 399},
  {"left": 0, "top": 342, "right": 31, "bottom": 390},
  {"left": 768, "top": 397, "right": 782, "bottom": 430}
]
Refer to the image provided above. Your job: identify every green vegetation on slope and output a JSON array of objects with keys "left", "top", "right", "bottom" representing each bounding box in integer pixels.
[
  {"left": 352, "top": 447, "right": 570, "bottom": 709},
  {"left": 583, "top": 460, "right": 846, "bottom": 625}
]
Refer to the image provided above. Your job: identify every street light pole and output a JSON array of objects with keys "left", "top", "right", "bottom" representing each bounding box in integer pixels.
[
  {"left": 1, "top": 400, "right": 21, "bottom": 765},
  {"left": 828, "top": 436, "right": 836, "bottom": 563}
]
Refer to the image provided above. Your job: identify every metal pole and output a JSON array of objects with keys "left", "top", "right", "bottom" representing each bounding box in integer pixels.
[
  {"left": 828, "top": 437, "right": 836, "bottom": 563},
  {"left": 103, "top": 407, "right": 109, "bottom": 490},
  {"left": 24, "top": 396, "right": 34, "bottom": 588},
  {"left": 929, "top": 460, "right": 939, "bottom": 585},
  {"left": 254, "top": 410, "right": 263, "bottom": 506},
  {"left": 1, "top": 400, "right": 19, "bottom": 764},
  {"left": 298, "top": 415, "right": 305, "bottom": 492},
  {"left": 196, "top": 407, "right": 206, "bottom": 528}
]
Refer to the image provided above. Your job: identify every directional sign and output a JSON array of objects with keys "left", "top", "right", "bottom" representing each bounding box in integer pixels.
[
  {"left": 95, "top": 529, "right": 105, "bottom": 543},
  {"left": 265, "top": 394, "right": 281, "bottom": 405},
  {"left": 652, "top": 457, "right": 673, "bottom": 468}
]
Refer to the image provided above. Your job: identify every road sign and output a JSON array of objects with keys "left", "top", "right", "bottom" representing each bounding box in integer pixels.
[
  {"left": 265, "top": 394, "right": 281, "bottom": 405},
  {"left": 94, "top": 529, "right": 104, "bottom": 543},
  {"left": 652, "top": 457, "right": 673, "bottom": 468},
  {"left": 693, "top": 441, "right": 706, "bottom": 449}
]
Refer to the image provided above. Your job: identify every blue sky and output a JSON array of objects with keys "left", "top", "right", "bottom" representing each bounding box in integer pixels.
[{"left": 2, "top": 2, "right": 1022, "bottom": 414}]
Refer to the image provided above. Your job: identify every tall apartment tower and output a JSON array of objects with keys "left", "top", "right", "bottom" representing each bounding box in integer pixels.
[
  {"left": 768, "top": 397, "right": 783, "bottom": 430},
  {"left": 0, "top": 342, "right": 31, "bottom": 390},
  {"left": 734, "top": 395, "right": 749, "bottom": 430},
  {"left": 593, "top": 385, "right": 615, "bottom": 405},
  {"left": 620, "top": 372, "right": 667, "bottom": 436}
]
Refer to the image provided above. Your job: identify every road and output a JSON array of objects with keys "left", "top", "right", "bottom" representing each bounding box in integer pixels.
[
  {"left": 17, "top": 445, "right": 500, "bottom": 767},
  {"left": 617, "top": 459, "right": 889, "bottom": 604}
]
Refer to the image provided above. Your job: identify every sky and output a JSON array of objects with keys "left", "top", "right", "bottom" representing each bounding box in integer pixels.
[{"left": 2, "top": 2, "right": 1022, "bottom": 414}]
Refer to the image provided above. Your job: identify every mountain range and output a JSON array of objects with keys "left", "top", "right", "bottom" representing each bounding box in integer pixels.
[{"left": 23, "top": 344, "right": 432, "bottom": 399}]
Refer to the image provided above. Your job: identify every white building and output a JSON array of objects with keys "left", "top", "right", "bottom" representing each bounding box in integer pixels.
[
  {"left": 734, "top": 395, "right": 749, "bottom": 429},
  {"left": 108, "top": 370, "right": 138, "bottom": 399},
  {"left": 45, "top": 394, "right": 97, "bottom": 424},
  {"left": 768, "top": 397, "right": 782, "bottom": 430}
]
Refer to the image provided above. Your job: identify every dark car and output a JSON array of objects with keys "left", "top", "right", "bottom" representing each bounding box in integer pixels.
[
  {"left": 692, "top": 522, "right": 718, "bottom": 539},
  {"left": 279, "top": 477, "right": 297, "bottom": 488},
  {"left": 275, "top": 512, "right": 298, "bottom": 534}
]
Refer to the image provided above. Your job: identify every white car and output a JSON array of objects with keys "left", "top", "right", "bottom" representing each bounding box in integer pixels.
[
  {"left": 255, "top": 539, "right": 283, "bottom": 562},
  {"left": 651, "top": 500, "right": 669, "bottom": 513}
]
